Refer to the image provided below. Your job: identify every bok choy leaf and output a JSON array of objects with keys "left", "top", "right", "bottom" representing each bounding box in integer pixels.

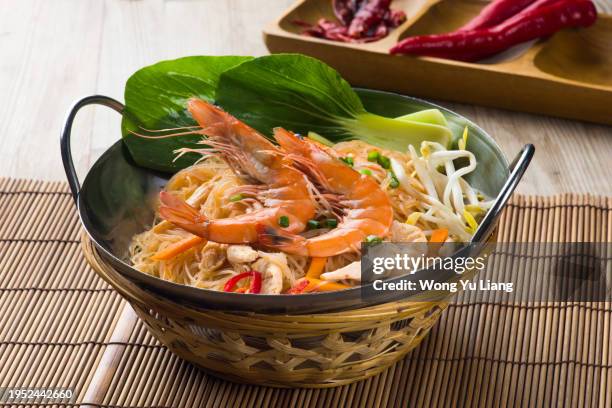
[
  {"left": 216, "top": 54, "right": 451, "bottom": 153},
  {"left": 121, "top": 54, "right": 452, "bottom": 173},
  {"left": 121, "top": 56, "right": 252, "bottom": 172}
]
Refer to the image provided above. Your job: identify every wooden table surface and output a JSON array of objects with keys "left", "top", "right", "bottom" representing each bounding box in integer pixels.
[{"left": 0, "top": 0, "right": 610, "bottom": 195}]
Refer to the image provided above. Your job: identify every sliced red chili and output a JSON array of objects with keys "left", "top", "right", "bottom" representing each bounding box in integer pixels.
[
  {"left": 287, "top": 278, "right": 310, "bottom": 295},
  {"left": 249, "top": 270, "right": 262, "bottom": 294},
  {"left": 223, "top": 270, "right": 262, "bottom": 294}
]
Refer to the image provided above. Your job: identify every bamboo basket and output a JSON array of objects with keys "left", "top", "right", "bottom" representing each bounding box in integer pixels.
[{"left": 82, "top": 232, "right": 450, "bottom": 388}]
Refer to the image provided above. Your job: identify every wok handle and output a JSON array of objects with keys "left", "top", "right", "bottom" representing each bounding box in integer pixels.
[
  {"left": 60, "top": 95, "right": 125, "bottom": 205},
  {"left": 471, "top": 144, "right": 535, "bottom": 243}
]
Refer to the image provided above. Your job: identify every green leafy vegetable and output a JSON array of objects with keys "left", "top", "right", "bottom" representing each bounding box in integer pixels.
[
  {"left": 121, "top": 56, "right": 252, "bottom": 172},
  {"left": 216, "top": 54, "right": 451, "bottom": 152},
  {"left": 121, "top": 54, "right": 453, "bottom": 173},
  {"left": 307, "top": 131, "right": 334, "bottom": 147},
  {"left": 395, "top": 109, "right": 449, "bottom": 127}
]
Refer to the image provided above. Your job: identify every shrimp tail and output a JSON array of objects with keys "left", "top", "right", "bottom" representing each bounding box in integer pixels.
[
  {"left": 255, "top": 224, "right": 308, "bottom": 256},
  {"left": 158, "top": 192, "right": 209, "bottom": 237}
]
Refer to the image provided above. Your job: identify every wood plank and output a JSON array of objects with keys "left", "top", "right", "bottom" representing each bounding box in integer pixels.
[{"left": 0, "top": 0, "right": 104, "bottom": 181}]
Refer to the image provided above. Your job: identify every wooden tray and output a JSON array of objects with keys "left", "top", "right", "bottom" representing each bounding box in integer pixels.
[{"left": 263, "top": 0, "right": 612, "bottom": 125}]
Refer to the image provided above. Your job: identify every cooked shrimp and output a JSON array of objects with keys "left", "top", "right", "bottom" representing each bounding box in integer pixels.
[
  {"left": 257, "top": 128, "right": 394, "bottom": 257},
  {"left": 157, "top": 99, "right": 316, "bottom": 243}
]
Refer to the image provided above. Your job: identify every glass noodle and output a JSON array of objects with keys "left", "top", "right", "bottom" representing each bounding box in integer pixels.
[{"left": 129, "top": 136, "right": 491, "bottom": 294}]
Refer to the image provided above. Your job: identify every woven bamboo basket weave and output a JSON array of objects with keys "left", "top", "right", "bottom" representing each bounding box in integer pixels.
[{"left": 82, "top": 232, "right": 450, "bottom": 388}]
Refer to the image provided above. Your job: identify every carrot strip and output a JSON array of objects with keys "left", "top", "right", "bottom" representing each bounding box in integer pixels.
[
  {"left": 429, "top": 228, "right": 449, "bottom": 243},
  {"left": 151, "top": 235, "right": 205, "bottom": 260},
  {"left": 152, "top": 220, "right": 172, "bottom": 233},
  {"left": 306, "top": 257, "right": 328, "bottom": 279},
  {"left": 303, "top": 278, "right": 351, "bottom": 293}
]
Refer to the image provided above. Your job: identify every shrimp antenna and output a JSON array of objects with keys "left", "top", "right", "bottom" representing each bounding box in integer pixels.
[
  {"left": 129, "top": 124, "right": 229, "bottom": 140},
  {"left": 138, "top": 125, "right": 201, "bottom": 132},
  {"left": 129, "top": 129, "right": 203, "bottom": 139}
]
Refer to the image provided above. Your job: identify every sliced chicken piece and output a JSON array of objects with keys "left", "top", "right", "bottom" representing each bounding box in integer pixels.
[
  {"left": 199, "top": 242, "right": 227, "bottom": 272},
  {"left": 321, "top": 261, "right": 361, "bottom": 282},
  {"left": 391, "top": 221, "right": 427, "bottom": 243},
  {"left": 227, "top": 245, "right": 259, "bottom": 264},
  {"left": 252, "top": 256, "right": 284, "bottom": 294}
]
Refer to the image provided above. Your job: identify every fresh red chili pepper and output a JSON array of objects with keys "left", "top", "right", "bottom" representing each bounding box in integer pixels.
[
  {"left": 223, "top": 270, "right": 262, "bottom": 294},
  {"left": 458, "top": 0, "right": 537, "bottom": 32},
  {"left": 390, "top": 0, "right": 597, "bottom": 62},
  {"left": 496, "top": 0, "right": 563, "bottom": 25}
]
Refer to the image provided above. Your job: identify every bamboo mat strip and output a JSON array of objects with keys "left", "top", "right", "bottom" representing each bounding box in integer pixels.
[
  {"left": 0, "top": 179, "right": 130, "bottom": 408},
  {"left": 0, "top": 178, "right": 610, "bottom": 408}
]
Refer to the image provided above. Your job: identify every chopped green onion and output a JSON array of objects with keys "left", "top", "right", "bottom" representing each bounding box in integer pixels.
[
  {"left": 229, "top": 193, "right": 244, "bottom": 202},
  {"left": 359, "top": 169, "right": 372, "bottom": 176},
  {"left": 389, "top": 174, "right": 399, "bottom": 189},
  {"left": 278, "top": 215, "right": 290, "bottom": 228},
  {"left": 365, "top": 235, "right": 383, "bottom": 244},
  {"left": 367, "top": 150, "right": 380, "bottom": 162},
  {"left": 377, "top": 155, "right": 391, "bottom": 169},
  {"left": 340, "top": 156, "right": 354, "bottom": 167},
  {"left": 307, "top": 219, "right": 320, "bottom": 230},
  {"left": 324, "top": 218, "right": 338, "bottom": 228}
]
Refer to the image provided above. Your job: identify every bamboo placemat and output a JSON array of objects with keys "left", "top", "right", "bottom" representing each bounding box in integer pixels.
[{"left": 0, "top": 178, "right": 610, "bottom": 407}]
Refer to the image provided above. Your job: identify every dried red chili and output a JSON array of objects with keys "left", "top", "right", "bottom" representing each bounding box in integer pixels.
[
  {"left": 390, "top": 0, "right": 597, "bottom": 62},
  {"left": 223, "top": 270, "right": 262, "bottom": 294},
  {"left": 295, "top": 0, "right": 405, "bottom": 43},
  {"left": 333, "top": 0, "right": 361, "bottom": 26},
  {"left": 348, "top": 0, "right": 391, "bottom": 37},
  {"left": 387, "top": 9, "right": 407, "bottom": 27}
]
